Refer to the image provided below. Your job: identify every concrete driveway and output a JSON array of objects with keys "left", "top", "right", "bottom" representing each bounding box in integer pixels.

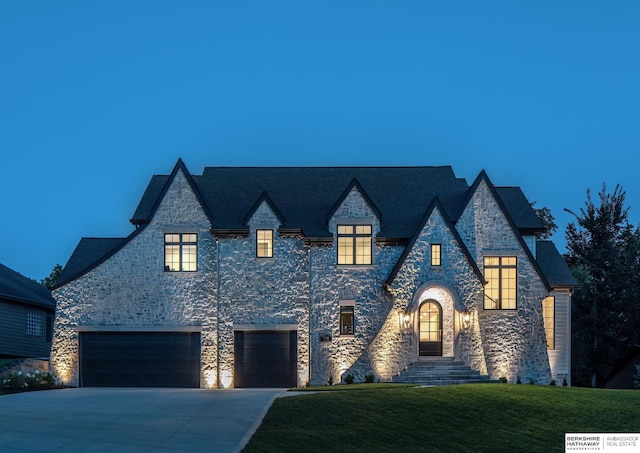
[{"left": 0, "top": 387, "right": 284, "bottom": 452}]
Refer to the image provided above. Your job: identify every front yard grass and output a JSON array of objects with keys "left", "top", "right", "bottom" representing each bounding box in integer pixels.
[{"left": 243, "top": 384, "right": 640, "bottom": 452}]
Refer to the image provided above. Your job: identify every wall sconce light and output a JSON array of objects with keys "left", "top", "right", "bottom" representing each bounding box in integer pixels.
[
  {"left": 402, "top": 311, "right": 411, "bottom": 331},
  {"left": 461, "top": 310, "right": 471, "bottom": 331}
]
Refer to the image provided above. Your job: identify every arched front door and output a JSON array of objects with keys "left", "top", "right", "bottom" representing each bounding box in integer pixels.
[{"left": 419, "top": 300, "right": 442, "bottom": 356}]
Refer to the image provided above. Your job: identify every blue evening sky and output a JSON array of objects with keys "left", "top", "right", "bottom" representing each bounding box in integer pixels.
[{"left": 1, "top": 1, "right": 639, "bottom": 281}]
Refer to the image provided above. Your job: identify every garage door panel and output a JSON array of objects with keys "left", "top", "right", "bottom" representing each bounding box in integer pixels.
[
  {"left": 80, "top": 332, "right": 200, "bottom": 388},
  {"left": 234, "top": 330, "right": 297, "bottom": 388}
]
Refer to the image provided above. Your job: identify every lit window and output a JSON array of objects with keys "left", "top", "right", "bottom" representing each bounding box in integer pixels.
[
  {"left": 26, "top": 311, "right": 42, "bottom": 336},
  {"left": 484, "top": 256, "right": 517, "bottom": 310},
  {"left": 431, "top": 244, "right": 441, "bottom": 266},
  {"left": 543, "top": 296, "right": 555, "bottom": 349},
  {"left": 337, "top": 225, "right": 372, "bottom": 265},
  {"left": 164, "top": 233, "right": 198, "bottom": 272},
  {"left": 340, "top": 306, "right": 355, "bottom": 335},
  {"left": 256, "top": 229, "right": 273, "bottom": 258}
]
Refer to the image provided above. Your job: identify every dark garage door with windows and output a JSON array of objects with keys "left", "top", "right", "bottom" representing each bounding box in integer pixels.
[
  {"left": 234, "top": 330, "right": 297, "bottom": 388},
  {"left": 80, "top": 331, "right": 201, "bottom": 388}
]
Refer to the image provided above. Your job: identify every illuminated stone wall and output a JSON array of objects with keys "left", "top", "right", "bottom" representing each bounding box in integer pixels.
[
  {"left": 456, "top": 179, "right": 552, "bottom": 384},
  {"left": 50, "top": 170, "right": 217, "bottom": 387},
  {"left": 51, "top": 168, "right": 557, "bottom": 388},
  {"left": 216, "top": 200, "right": 310, "bottom": 387},
  {"left": 385, "top": 204, "right": 487, "bottom": 378}
]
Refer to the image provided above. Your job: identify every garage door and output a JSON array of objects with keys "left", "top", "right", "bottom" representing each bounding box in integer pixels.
[
  {"left": 80, "top": 331, "right": 201, "bottom": 388},
  {"left": 234, "top": 330, "right": 297, "bottom": 388}
]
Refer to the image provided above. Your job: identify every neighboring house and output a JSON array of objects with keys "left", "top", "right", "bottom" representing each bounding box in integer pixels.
[
  {"left": 50, "top": 159, "right": 577, "bottom": 388},
  {"left": 0, "top": 263, "right": 56, "bottom": 358},
  {"left": 603, "top": 345, "right": 640, "bottom": 389}
]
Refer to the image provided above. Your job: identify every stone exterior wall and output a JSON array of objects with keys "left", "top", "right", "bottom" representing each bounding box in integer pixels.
[
  {"left": 50, "top": 167, "right": 559, "bottom": 388},
  {"left": 51, "top": 170, "right": 217, "bottom": 386},
  {"left": 455, "top": 180, "right": 551, "bottom": 384},
  {"left": 217, "top": 200, "right": 310, "bottom": 387}
]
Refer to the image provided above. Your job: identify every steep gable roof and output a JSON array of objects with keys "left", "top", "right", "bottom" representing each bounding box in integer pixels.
[
  {"left": 133, "top": 166, "right": 471, "bottom": 237},
  {"left": 386, "top": 198, "right": 484, "bottom": 286},
  {"left": 326, "top": 178, "right": 383, "bottom": 224},
  {"left": 55, "top": 237, "right": 129, "bottom": 288},
  {"left": 134, "top": 159, "right": 214, "bottom": 226},
  {"left": 536, "top": 241, "right": 578, "bottom": 288},
  {"left": 459, "top": 171, "right": 553, "bottom": 292},
  {"left": 0, "top": 263, "right": 55, "bottom": 309},
  {"left": 243, "top": 191, "right": 287, "bottom": 226},
  {"left": 495, "top": 187, "right": 545, "bottom": 232}
]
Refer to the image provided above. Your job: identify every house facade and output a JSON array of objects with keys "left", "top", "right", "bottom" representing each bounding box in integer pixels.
[
  {"left": 50, "top": 160, "right": 576, "bottom": 388},
  {"left": 0, "top": 263, "right": 56, "bottom": 359}
]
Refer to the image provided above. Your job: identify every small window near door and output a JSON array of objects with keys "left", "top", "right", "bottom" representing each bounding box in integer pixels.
[
  {"left": 256, "top": 229, "right": 273, "bottom": 258},
  {"left": 340, "top": 306, "right": 355, "bottom": 335}
]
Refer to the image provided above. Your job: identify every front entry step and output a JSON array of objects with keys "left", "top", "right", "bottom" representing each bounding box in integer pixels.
[{"left": 393, "top": 358, "right": 496, "bottom": 385}]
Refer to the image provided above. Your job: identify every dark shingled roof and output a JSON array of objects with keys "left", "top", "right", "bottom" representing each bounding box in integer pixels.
[
  {"left": 56, "top": 237, "right": 128, "bottom": 287},
  {"left": 61, "top": 164, "right": 560, "bottom": 287},
  {"left": 495, "top": 187, "right": 545, "bottom": 231},
  {"left": 536, "top": 241, "right": 578, "bottom": 287},
  {"left": 131, "top": 166, "right": 544, "bottom": 238},
  {"left": 0, "top": 263, "right": 56, "bottom": 309}
]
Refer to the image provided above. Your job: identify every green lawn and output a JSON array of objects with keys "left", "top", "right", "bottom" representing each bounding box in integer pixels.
[{"left": 243, "top": 384, "right": 640, "bottom": 453}]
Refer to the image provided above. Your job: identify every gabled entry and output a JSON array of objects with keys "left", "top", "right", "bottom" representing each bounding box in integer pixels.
[{"left": 419, "top": 300, "right": 443, "bottom": 356}]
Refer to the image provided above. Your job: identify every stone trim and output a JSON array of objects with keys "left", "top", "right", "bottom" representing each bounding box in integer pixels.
[{"left": 77, "top": 325, "right": 203, "bottom": 332}]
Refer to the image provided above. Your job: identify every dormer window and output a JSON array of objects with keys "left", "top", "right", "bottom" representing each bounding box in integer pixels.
[
  {"left": 164, "top": 233, "right": 197, "bottom": 272},
  {"left": 256, "top": 229, "right": 273, "bottom": 258},
  {"left": 337, "top": 225, "right": 372, "bottom": 265}
]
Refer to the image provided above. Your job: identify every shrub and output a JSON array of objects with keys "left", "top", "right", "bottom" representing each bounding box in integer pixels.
[
  {"left": 516, "top": 376, "right": 522, "bottom": 384},
  {"left": 1, "top": 370, "right": 57, "bottom": 390},
  {"left": 364, "top": 373, "right": 375, "bottom": 384},
  {"left": 634, "top": 364, "right": 640, "bottom": 389},
  {"left": 344, "top": 374, "right": 355, "bottom": 384},
  {"left": 328, "top": 375, "right": 333, "bottom": 386},
  {"left": 550, "top": 379, "right": 556, "bottom": 386},
  {"left": 563, "top": 378, "right": 568, "bottom": 387},
  {"left": 529, "top": 378, "right": 535, "bottom": 385},
  {"left": 498, "top": 377, "right": 507, "bottom": 384}
]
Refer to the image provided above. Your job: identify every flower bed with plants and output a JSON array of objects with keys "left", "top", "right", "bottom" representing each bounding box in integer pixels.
[{"left": 1, "top": 370, "right": 59, "bottom": 394}]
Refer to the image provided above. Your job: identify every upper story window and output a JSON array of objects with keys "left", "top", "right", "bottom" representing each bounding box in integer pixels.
[
  {"left": 256, "top": 229, "right": 273, "bottom": 258},
  {"left": 431, "top": 244, "right": 442, "bottom": 266},
  {"left": 164, "top": 233, "right": 197, "bottom": 272},
  {"left": 542, "top": 296, "right": 555, "bottom": 349},
  {"left": 26, "top": 311, "right": 42, "bottom": 336},
  {"left": 337, "top": 225, "right": 372, "bottom": 265},
  {"left": 483, "top": 256, "right": 517, "bottom": 310}
]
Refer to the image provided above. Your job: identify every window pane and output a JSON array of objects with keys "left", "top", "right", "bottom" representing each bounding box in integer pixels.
[
  {"left": 338, "top": 225, "right": 353, "bottom": 235},
  {"left": 257, "top": 229, "right": 273, "bottom": 258},
  {"left": 431, "top": 244, "right": 441, "bottom": 266},
  {"left": 338, "top": 237, "right": 353, "bottom": 265},
  {"left": 355, "top": 237, "right": 371, "bottom": 265},
  {"left": 182, "top": 245, "right": 197, "bottom": 271},
  {"left": 340, "top": 306, "right": 354, "bottom": 335},
  {"left": 484, "top": 256, "right": 499, "bottom": 266},
  {"left": 165, "top": 234, "right": 180, "bottom": 243},
  {"left": 502, "top": 257, "right": 517, "bottom": 266},
  {"left": 183, "top": 233, "right": 197, "bottom": 243},
  {"left": 543, "top": 296, "right": 555, "bottom": 349},
  {"left": 165, "top": 245, "right": 181, "bottom": 271},
  {"left": 356, "top": 225, "right": 371, "bottom": 235}
]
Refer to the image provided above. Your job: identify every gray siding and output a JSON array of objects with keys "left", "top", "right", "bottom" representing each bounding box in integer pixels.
[{"left": 0, "top": 300, "right": 52, "bottom": 358}]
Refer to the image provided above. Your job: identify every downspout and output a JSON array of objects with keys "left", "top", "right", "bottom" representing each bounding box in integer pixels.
[
  {"left": 307, "top": 242, "right": 312, "bottom": 387},
  {"left": 216, "top": 236, "right": 221, "bottom": 389}
]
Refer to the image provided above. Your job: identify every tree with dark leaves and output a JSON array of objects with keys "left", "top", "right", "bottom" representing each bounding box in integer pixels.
[{"left": 565, "top": 184, "right": 639, "bottom": 387}]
